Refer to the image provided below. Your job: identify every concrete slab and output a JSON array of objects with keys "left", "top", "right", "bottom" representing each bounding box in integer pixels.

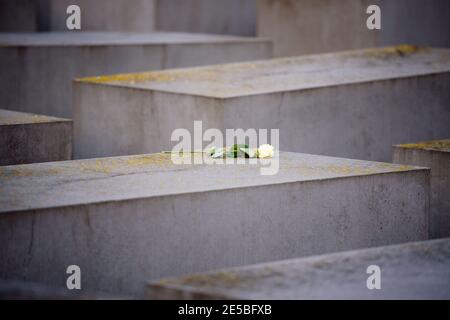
[
  {"left": 0, "top": 0, "right": 155, "bottom": 32},
  {"left": 257, "top": 0, "right": 450, "bottom": 57},
  {"left": 74, "top": 46, "right": 450, "bottom": 161},
  {"left": 0, "top": 32, "right": 272, "bottom": 118},
  {"left": 393, "top": 139, "right": 450, "bottom": 239},
  {"left": 147, "top": 238, "right": 450, "bottom": 300},
  {"left": 155, "top": 0, "right": 256, "bottom": 36},
  {"left": 0, "top": 109, "right": 72, "bottom": 166},
  {"left": 0, "top": 152, "right": 429, "bottom": 296},
  {"left": 44, "top": 0, "right": 155, "bottom": 32},
  {"left": 0, "top": 0, "right": 39, "bottom": 32},
  {"left": 0, "top": 279, "right": 126, "bottom": 300}
]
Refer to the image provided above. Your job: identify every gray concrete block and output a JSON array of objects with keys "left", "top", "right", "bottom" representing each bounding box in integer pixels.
[
  {"left": 147, "top": 238, "right": 450, "bottom": 300},
  {"left": 0, "top": 0, "right": 39, "bottom": 32},
  {"left": 0, "top": 109, "right": 72, "bottom": 166},
  {"left": 74, "top": 46, "right": 450, "bottom": 162},
  {"left": 155, "top": 0, "right": 256, "bottom": 36},
  {"left": 257, "top": 0, "right": 450, "bottom": 57},
  {"left": 0, "top": 32, "right": 272, "bottom": 118},
  {"left": 45, "top": 0, "right": 155, "bottom": 32},
  {"left": 0, "top": 0, "right": 155, "bottom": 32},
  {"left": 1, "top": 0, "right": 255, "bottom": 35},
  {"left": 393, "top": 140, "right": 450, "bottom": 239},
  {"left": 0, "top": 279, "right": 127, "bottom": 300},
  {"left": 0, "top": 152, "right": 429, "bottom": 296}
]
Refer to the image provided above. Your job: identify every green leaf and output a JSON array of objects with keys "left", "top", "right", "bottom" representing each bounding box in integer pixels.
[
  {"left": 208, "top": 145, "right": 258, "bottom": 159},
  {"left": 231, "top": 144, "right": 248, "bottom": 150},
  {"left": 228, "top": 144, "right": 248, "bottom": 157},
  {"left": 226, "top": 151, "right": 236, "bottom": 158},
  {"left": 211, "top": 147, "right": 226, "bottom": 158},
  {"left": 239, "top": 147, "right": 257, "bottom": 158}
]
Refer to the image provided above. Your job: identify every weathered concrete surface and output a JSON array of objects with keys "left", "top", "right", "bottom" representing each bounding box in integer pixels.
[
  {"left": 0, "top": 0, "right": 40, "bottom": 32},
  {"left": 147, "top": 238, "right": 450, "bottom": 300},
  {"left": 155, "top": 0, "right": 256, "bottom": 36},
  {"left": 0, "top": 32, "right": 271, "bottom": 118},
  {"left": 0, "top": 109, "right": 72, "bottom": 166},
  {"left": 44, "top": 0, "right": 155, "bottom": 32},
  {"left": 0, "top": 0, "right": 255, "bottom": 35},
  {"left": 74, "top": 46, "right": 450, "bottom": 162},
  {"left": 257, "top": 0, "right": 376, "bottom": 57},
  {"left": 0, "top": 152, "right": 429, "bottom": 296},
  {"left": 257, "top": 0, "right": 450, "bottom": 57},
  {"left": 0, "top": 279, "right": 127, "bottom": 300},
  {"left": 0, "top": 0, "right": 155, "bottom": 32},
  {"left": 393, "top": 140, "right": 450, "bottom": 239}
]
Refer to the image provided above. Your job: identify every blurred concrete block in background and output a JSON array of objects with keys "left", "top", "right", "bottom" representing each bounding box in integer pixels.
[
  {"left": 0, "top": 152, "right": 429, "bottom": 296},
  {"left": 45, "top": 0, "right": 155, "bottom": 32},
  {"left": 147, "top": 239, "right": 450, "bottom": 300},
  {"left": 0, "top": 0, "right": 40, "bottom": 32},
  {"left": 155, "top": 0, "right": 256, "bottom": 36},
  {"left": 74, "top": 46, "right": 450, "bottom": 162},
  {"left": 381, "top": 0, "right": 450, "bottom": 49},
  {"left": 2, "top": 0, "right": 449, "bottom": 50},
  {"left": 0, "top": 279, "right": 126, "bottom": 300},
  {"left": 0, "top": 0, "right": 155, "bottom": 32},
  {"left": 0, "top": 0, "right": 255, "bottom": 35},
  {"left": 393, "top": 140, "right": 450, "bottom": 239},
  {"left": 258, "top": 0, "right": 450, "bottom": 57},
  {"left": 258, "top": 0, "right": 375, "bottom": 57},
  {"left": 0, "top": 32, "right": 272, "bottom": 118},
  {"left": 0, "top": 109, "right": 72, "bottom": 166}
]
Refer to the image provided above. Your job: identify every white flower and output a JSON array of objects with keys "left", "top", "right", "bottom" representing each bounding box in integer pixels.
[{"left": 257, "top": 144, "right": 274, "bottom": 158}]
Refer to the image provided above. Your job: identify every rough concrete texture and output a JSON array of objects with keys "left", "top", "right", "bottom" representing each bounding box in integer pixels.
[
  {"left": 44, "top": 0, "right": 155, "bottom": 32},
  {"left": 0, "top": 0, "right": 155, "bottom": 32},
  {"left": 155, "top": 0, "right": 256, "bottom": 36},
  {"left": 0, "top": 109, "right": 72, "bottom": 166},
  {"left": 0, "top": 279, "right": 126, "bottom": 300},
  {"left": 0, "top": 152, "right": 429, "bottom": 296},
  {"left": 257, "top": 0, "right": 450, "bottom": 57},
  {"left": 74, "top": 46, "right": 450, "bottom": 162},
  {"left": 0, "top": 0, "right": 40, "bottom": 32},
  {"left": 393, "top": 139, "right": 450, "bottom": 239},
  {"left": 0, "top": 32, "right": 271, "bottom": 118},
  {"left": 147, "top": 238, "right": 450, "bottom": 300}
]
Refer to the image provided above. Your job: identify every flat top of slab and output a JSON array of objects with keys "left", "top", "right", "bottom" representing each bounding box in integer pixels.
[
  {"left": 0, "top": 32, "right": 267, "bottom": 47},
  {"left": 148, "top": 239, "right": 450, "bottom": 299},
  {"left": 0, "top": 152, "right": 424, "bottom": 213},
  {"left": 77, "top": 45, "right": 450, "bottom": 98},
  {"left": 395, "top": 139, "right": 450, "bottom": 153},
  {"left": 0, "top": 109, "right": 71, "bottom": 126}
]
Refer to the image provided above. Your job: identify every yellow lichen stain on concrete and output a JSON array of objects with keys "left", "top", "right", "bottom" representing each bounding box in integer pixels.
[
  {"left": 361, "top": 45, "right": 422, "bottom": 59},
  {"left": 0, "top": 167, "right": 34, "bottom": 178},
  {"left": 375, "top": 163, "right": 416, "bottom": 171},
  {"left": 78, "top": 72, "right": 176, "bottom": 84},
  {"left": 0, "top": 165, "right": 63, "bottom": 179},
  {"left": 78, "top": 67, "right": 227, "bottom": 85},
  {"left": 397, "top": 139, "right": 450, "bottom": 152},
  {"left": 158, "top": 271, "right": 241, "bottom": 289},
  {"left": 78, "top": 159, "right": 116, "bottom": 174},
  {"left": 125, "top": 153, "right": 173, "bottom": 167},
  {"left": 45, "top": 168, "right": 62, "bottom": 175},
  {"left": 159, "top": 266, "right": 283, "bottom": 290},
  {"left": 74, "top": 44, "right": 441, "bottom": 100},
  {"left": 0, "top": 113, "right": 70, "bottom": 125},
  {"left": 76, "top": 154, "right": 176, "bottom": 174},
  {"left": 312, "top": 260, "right": 333, "bottom": 269},
  {"left": 280, "top": 159, "right": 418, "bottom": 176}
]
